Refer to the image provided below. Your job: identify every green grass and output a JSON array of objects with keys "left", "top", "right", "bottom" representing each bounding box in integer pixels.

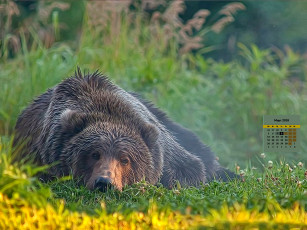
[
  {"left": 0, "top": 5, "right": 307, "bottom": 229},
  {"left": 0, "top": 139, "right": 307, "bottom": 229},
  {"left": 48, "top": 158, "right": 307, "bottom": 216}
]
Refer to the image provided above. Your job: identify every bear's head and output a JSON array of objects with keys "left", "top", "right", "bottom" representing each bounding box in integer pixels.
[{"left": 58, "top": 109, "right": 161, "bottom": 191}]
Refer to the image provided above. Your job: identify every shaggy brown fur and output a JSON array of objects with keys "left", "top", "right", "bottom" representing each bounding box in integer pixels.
[{"left": 13, "top": 69, "right": 237, "bottom": 191}]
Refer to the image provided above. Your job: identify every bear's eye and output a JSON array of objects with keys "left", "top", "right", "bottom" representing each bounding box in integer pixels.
[
  {"left": 120, "top": 157, "right": 129, "bottom": 166},
  {"left": 91, "top": 152, "right": 100, "bottom": 160}
]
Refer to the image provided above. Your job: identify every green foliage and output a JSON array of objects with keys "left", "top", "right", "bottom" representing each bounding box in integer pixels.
[
  {"left": 0, "top": 138, "right": 306, "bottom": 229},
  {"left": 0, "top": 137, "right": 52, "bottom": 206},
  {"left": 178, "top": 44, "right": 307, "bottom": 166},
  {"left": 189, "top": 1, "right": 307, "bottom": 60},
  {"left": 0, "top": 42, "right": 77, "bottom": 134},
  {"left": 48, "top": 158, "right": 307, "bottom": 216},
  {"left": 0, "top": 7, "right": 306, "bottom": 166}
]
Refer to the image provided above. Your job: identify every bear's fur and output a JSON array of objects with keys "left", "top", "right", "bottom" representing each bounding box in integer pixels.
[{"left": 13, "top": 69, "right": 237, "bottom": 191}]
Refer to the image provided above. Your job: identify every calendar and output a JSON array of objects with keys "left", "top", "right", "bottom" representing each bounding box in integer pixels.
[{"left": 263, "top": 115, "right": 300, "bottom": 152}]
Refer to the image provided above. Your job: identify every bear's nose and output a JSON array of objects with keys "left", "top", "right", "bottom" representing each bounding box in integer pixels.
[{"left": 94, "top": 177, "right": 113, "bottom": 192}]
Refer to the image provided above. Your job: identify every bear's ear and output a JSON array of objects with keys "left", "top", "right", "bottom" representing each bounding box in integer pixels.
[
  {"left": 140, "top": 123, "right": 159, "bottom": 150},
  {"left": 60, "top": 109, "right": 88, "bottom": 137}
]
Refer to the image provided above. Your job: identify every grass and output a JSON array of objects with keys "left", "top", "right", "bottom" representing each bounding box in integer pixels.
[
  {"left": 46, "top": 157, "right": 307, "bottom": 216},
  {"left": 1, "top": 31, "right": 306, "bottom": 167},
  {"left": 0, "top": 140, "right": 307, "bottom": 229},
  {"left": 0, "top": 3, "right": 307, "bottom": 228},
  {"left": 1, "top": 194, "right": 307, "bottom": 229}
]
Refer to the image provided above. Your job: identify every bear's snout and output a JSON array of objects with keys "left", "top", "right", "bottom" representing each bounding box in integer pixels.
[{"left": 94, "top": 177, "right": 113, "bottom": 192}]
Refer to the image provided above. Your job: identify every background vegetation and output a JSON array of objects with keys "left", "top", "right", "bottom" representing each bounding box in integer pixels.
[
  {"left": 0, "top": 0, "right": 306, "bottom": 228},
  {"left": 1, "top": 0, "right": 306, "bottom": 167}
]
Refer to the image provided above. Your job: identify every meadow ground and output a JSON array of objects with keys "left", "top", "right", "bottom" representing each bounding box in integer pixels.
[{"left": 0, "top": 144, "right": 306, "bottom": 229}]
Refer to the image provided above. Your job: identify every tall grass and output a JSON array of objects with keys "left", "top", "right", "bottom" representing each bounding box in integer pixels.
[{"left": 0, "top": 137, "right": 52, "bottom": 206}]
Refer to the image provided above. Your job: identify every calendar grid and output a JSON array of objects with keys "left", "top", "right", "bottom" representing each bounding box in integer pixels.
[{"left": 263, "top": 115, "right": 300, "bottom": 152}]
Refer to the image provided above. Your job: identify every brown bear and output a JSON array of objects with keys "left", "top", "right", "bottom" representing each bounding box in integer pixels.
[{"left": 13, "top": 68, "right": 237, "bottom": 191}]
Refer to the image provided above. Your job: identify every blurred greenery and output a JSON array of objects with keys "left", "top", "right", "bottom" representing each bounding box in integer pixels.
[{"left": 183, "top": 1, "right": 307, "bottom": 61}]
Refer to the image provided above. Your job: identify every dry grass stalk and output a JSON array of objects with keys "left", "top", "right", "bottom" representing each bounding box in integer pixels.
[
  {"left": 86, "top": 0, "right": 244, "bottom": 54},
  {"left": 212, "top": 16, "right": 234, "bottom": 34},
  {"left": 86, "top": 1, "right": 245, "bottom": 55},
  {"left": 148, "top": 0, "right": 210, "bottom": 54},
  {"left": 212, "top": 2, "right": 246, "bottom": 33},
  {"left": 161, "top": 0, "right": 185, "bottom": 28},
  {"left": 184, "top": 10, "right": 211, "bottom": 34},
  {"left": 38, "top": 1, "right": 70, "bottom": 24},
  {"left": 87, "top": 0, "right": 132, "bottom": 44},
  {"left": 0, "top": 0, "right": 71, "bottom": 56},
  {"left": 219, "top": 3, "right": 246, "bottom": 17},
  {"left": 0, "top": 0, "right": 20, "bottom": 31},
  {"left": 0, "top": 0, "right": 20, "bottom": 54}
]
